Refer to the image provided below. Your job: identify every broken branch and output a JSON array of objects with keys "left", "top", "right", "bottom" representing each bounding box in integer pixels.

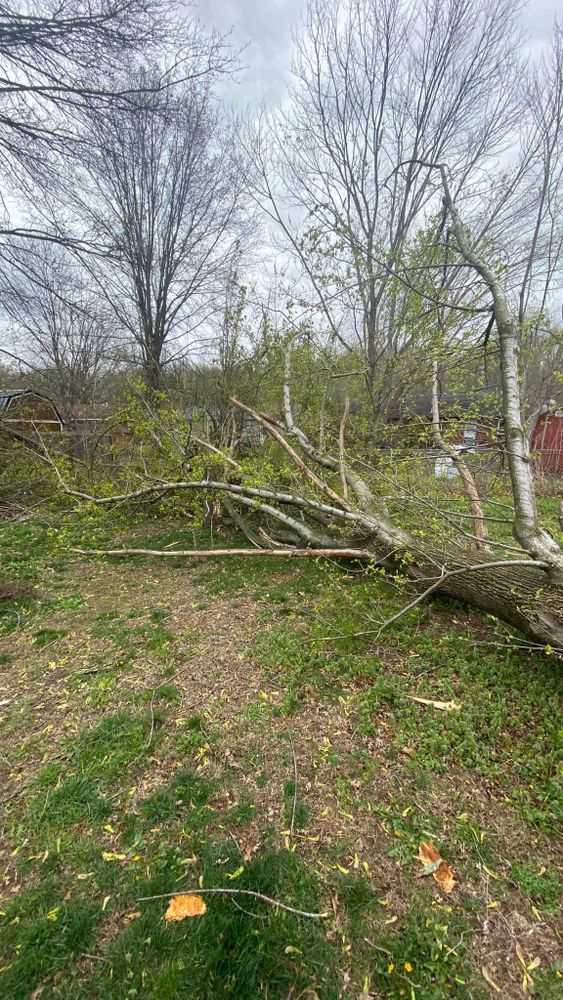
[
  {"left": 138, "top": 887, "right": 329, "bottom": 919},
  {"left": 72, "top": 546, "right": 373, "bottom": 559}
]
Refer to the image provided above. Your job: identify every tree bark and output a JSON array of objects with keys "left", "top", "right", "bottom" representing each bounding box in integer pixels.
[
  {"left": 436, "top": 163, "right": 563, "bottom": 581},
  {"left": 433, "top": 559, "right": 563, "bottom": 648}
]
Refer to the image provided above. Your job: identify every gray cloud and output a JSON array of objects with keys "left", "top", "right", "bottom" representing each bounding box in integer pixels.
[
  {"left": 197, "top": 0, "right": 561, "bottom": 110},
  {"left": 521, "top": 0, "right": 560, "bottom": 41},
  {"left": 198, "top": 0, "right": 303, "bottom": 106}
]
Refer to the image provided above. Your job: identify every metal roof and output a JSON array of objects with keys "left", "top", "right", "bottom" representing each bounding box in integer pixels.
[
  {"left": 0, "top": 388, "right": 29, "bottom": 411},
  {"left": 0, "top": 388, "right": 65, "bottom": 424}
]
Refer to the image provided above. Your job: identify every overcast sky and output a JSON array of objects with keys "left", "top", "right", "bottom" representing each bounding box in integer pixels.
[{"left": 198, "top": 0, "right": 561, "bottom": 108}]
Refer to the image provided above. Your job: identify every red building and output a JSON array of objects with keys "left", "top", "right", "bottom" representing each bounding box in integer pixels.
[
  {"left": 0, "top": 388, "right": 64, "bottom": 435},
  {"left": 530, "top": 411, "right": 563, "bottom": 474}
]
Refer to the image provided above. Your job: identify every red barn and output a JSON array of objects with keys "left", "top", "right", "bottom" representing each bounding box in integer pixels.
[
  {"left": 0, "top": 388, "right": 64, "bottom": 435},
  {"left": 530, "top": 411, "right": 563, "bottom": 474}
]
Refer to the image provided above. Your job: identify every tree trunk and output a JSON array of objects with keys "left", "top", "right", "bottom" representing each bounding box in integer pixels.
[
  {"left": 436, "top": 163, "right": 563, "bottom": 581},
  {"left": 404, "top": 550, "right": 563, "bottom": 648}
]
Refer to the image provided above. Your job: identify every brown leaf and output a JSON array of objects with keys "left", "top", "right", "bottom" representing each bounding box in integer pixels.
[
  {"left": 434, "top": 860, "right": 456, "bottom": 894},
  {"left": 418, "top": 841, "right": 441, "bottom": 865},
  {"left": 164, "top": 894, "right": 207, "bottom": 921},
  {"left": 418, "top": 841, "right": 456, "bottom": 893}
]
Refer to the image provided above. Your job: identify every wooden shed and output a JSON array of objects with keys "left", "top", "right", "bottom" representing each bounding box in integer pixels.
[{"left": 0, "top": 389, "right": 64, "bottom": 435}]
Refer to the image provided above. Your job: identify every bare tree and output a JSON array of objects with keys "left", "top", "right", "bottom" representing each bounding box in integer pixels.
[
  {"left": 3, "top": 245, "right": 114, "bottom": 415},
  {"left": 70, "top": 65, "right": 252, "bottom": 390},
  {"left": 0, "top": 0, "right": 238, "bottom": 298},
  {"left": 0, "top": 0, "right": 226, "bottom": 177},
  {"left": 250, "top": 0, "right": 522, "bottom": 427}
]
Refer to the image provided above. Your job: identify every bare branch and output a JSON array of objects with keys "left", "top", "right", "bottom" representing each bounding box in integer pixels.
[
  {"left": 138, "top": 887, "right": 329, "bottom": 919},
  {"left": 431, "top": 360, "right": 489, "bottom": 551},
  {"left": 338, "top": 396, "right": 350, "bottom": 501}
]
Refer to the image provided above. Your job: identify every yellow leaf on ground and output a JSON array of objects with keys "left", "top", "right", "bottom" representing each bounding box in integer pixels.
[
  {"left": 481, "top": 967, "right": 501, "bottom": 993},
  {"left": 164, "top": 894, "right": 207, "bottom": 921},
  {"left": 408, "top": 696, "right": 461, "bottom": 711}
]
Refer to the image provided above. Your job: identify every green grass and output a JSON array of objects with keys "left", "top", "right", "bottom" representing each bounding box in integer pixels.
[
  {"left": 509, "top": 861, "right": 561, "bottom": 911},
  {"left": 33, "top": 626, "right": 68, "bottom": 647},
  {"left": 71, "top": 711, "right": 153, "bottom": 784},
  {"left": 255, "top": 583, "right": 562, "bottom": 832},
  {"left": 283, "top": 779, "right": 310, "bottom": 831},
  {"left": 139, "top": 766, "right": 213, "bottom": 825},
  {"left": 71, "top": 846, "right": 340, "bottom": 1000},
  {"left": 0, "top": 885, "right": 101, "bottom": 1000},
  {"left": 28, "top": 775, "right": 112, "bottom": 827},
  {"left": 1, "top": 517, "right": 561, "bottom": 1000}
]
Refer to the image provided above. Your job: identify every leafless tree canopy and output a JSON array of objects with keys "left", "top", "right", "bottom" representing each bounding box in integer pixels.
[
  {"left": 3, "top": 244, "right": 114, "bottom": 412},
  {"left": 0, "top": 0, "right": 152, "bottom": 179},
  {"left": 253, "top": 1, "right": 522, "bottom": 377},
  {"left": 65, "top": 66, "right": 252, "bottom": 389}
]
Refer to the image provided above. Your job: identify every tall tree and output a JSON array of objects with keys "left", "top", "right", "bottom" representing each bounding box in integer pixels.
[
  {"left": 72, "top": 66, "right": 252, "bottom": 390},
  {"left": 0, "top": 0, "right": 234, "bottom": 277},
  {"left": 251, "top": 0, "right": 522, "bottom": 427}
]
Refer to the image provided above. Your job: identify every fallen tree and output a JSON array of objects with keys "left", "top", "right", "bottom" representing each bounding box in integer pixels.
[
  {"left": 61, "top": 380, "right": 563, "bottom": 650},
  {"left": 51, "top": 155, "right": 563, "bottom": 652}
]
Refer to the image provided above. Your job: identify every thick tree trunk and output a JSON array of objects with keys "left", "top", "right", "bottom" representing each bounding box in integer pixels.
[{"left": 403, "top": 550, "right": 563, "bottom": 648}]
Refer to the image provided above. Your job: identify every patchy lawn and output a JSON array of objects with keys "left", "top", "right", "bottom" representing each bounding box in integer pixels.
[{"left": 0, "top": 520, "right": 561, "bottom": 999}]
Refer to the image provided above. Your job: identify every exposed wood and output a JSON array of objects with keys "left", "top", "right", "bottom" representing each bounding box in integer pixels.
[
  {"left": 338, "top": 397, "right": 350, "bottom": 500},
  {"left": 229, "top": 395, "right": 351, "bottom": 511}
]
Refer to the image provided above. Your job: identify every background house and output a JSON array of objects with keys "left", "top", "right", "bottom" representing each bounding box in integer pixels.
[
  {"left": 0, "top": 389, "right": 64, "bottom": 435},
  {"left": 530, "top": 409, "right": 563, "bottom": 474}
]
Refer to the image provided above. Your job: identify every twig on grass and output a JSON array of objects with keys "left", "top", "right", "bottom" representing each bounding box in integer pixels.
[
  {"left": 231, "top": 898, "right": 268, "bottom": 921},
  {"left": 228, "top": 830, "right": 243, "bottom": 857},
  {"left": 76, "top": 664, "right": 117, "bottom": 677},
  {"left": 364, "top": 938, "right": 393, "bottom": 959},
  {"left": 290, "top": 739, "right": 298, "bottom": 837},
  {"left": 138, "top": 887, "right": 329, "bottom": 919}
]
